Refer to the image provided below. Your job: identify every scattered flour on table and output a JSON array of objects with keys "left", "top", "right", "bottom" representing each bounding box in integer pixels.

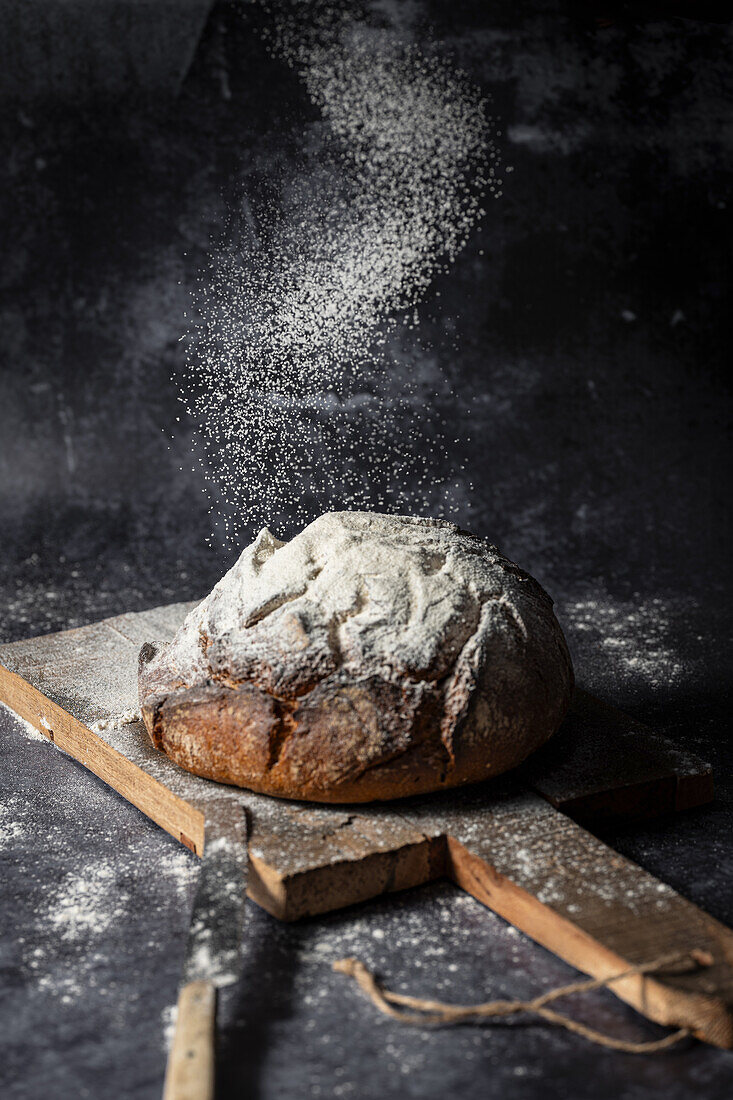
[
  {"left": 0, "top": 701, "right": 47, "bottom": 741},
  {"left": 46, "top": 861, "right": 121, "bottom": 942},
  {"left": 182, "top": 1, "right": 499, "bottom": 546},
  {"left": 161, "top": 1002, "right": 178, "bottom": 1052},
  {"left": 0, "top": 795, "right": 27, "bottom": 847},
  {"left": 26, "top": 847, "right": 198, "bottom": 1006},
  {"left": 561, "top": 591, "right": 685, "bottom": 689},
  {"left": 41, "top": 849, "right": 199, "bottom": 946}
]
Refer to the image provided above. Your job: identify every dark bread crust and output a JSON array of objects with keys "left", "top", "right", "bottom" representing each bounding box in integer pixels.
[{"left": 138, "top": 515, "right": 574, "bottom": 803}]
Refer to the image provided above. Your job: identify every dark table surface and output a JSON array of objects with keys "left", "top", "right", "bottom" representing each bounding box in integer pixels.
[
  {"left": 1, "top": 1, "right": 731, "bottom": 1097},
  {"left": 2, "top": 576, "right": 732, "bottom": 1100}
]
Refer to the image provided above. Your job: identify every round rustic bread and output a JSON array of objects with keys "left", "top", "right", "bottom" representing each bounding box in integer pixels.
[{"left": 138, "top": 512, "right": 573, "bottom": 802}]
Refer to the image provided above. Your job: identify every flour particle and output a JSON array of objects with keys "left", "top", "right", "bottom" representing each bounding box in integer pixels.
[{"left": 180, "top": 3, "right": 499, "bottom": 547}]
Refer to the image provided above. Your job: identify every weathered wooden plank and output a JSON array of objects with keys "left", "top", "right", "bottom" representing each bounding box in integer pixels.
[
  {"left": 0, "top": 662, "right": 206, "bottom": 854},
  {"left": 246, "top": 799, "right": 443, "bottom": 921},
  {"left": 0, "top": 601, "right": 713, "bottom": 826},
  {"left": 2, "top": 604, "right": 730, "bottom": 1048},
  {"left": 0, "top": 602, "right": 194, "bottom": 727},
  {"left": 524, "top": 688, "right": 713, "bottom": 819},
  {"left": 394, "top": 786, "right": 733, "bottom": 1048}
]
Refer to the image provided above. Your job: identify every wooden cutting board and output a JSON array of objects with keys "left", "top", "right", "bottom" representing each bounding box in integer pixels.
[{"left": 1, "top": 602, "right": 731, "bottom": 1049}]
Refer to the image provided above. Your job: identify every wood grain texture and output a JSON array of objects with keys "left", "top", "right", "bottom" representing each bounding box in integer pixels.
[
  {"left": 1, "top": 603, "right": 729, "bottom": 1048},
  {"left": 162, "top": 981, "right": 216, "bottom": 1100},
  {"left": 405, "top": 787, "right": 733, "bottom": 1048}
]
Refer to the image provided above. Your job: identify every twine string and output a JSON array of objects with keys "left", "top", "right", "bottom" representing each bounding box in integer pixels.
[{"left": 333, "top": 949, "right": 713, "bottom": 1054}]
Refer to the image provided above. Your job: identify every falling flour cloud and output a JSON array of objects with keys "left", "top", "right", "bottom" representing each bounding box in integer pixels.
[{"left": 180, "top": 2, "right": 501, "bottom": 547}]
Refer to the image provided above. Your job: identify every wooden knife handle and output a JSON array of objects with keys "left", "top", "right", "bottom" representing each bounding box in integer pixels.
[{"left": 163, "top": 980, "right": 216, "bottom": 1100}]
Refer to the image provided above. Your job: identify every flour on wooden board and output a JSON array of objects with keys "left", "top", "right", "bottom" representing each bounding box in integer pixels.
[{"left": 89, "top": 710, "right": 141, "bottom": 732}]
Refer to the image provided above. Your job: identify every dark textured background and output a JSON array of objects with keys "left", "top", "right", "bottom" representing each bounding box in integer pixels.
[{"left": 1, "top": 2, "right": 731, "bottom": 1098}]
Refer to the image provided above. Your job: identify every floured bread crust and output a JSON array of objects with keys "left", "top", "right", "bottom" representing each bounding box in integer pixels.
[{"left": 138, "top": 512, "right": 573, "bottom": 802}]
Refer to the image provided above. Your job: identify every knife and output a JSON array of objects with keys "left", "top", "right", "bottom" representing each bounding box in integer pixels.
[{"left": 163, "top": 794, "right": 249, "bottom": 1100}]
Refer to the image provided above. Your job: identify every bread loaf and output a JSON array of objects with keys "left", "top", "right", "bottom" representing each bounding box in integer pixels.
[{"left": 138, "top": 512, "right": 573, "bottom": 802}]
